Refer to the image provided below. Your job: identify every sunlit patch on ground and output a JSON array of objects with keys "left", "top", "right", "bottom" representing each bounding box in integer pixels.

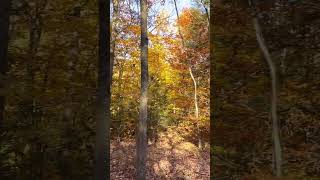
[{"left": 111, "top": 128, "right": 209, "bottom": 179}]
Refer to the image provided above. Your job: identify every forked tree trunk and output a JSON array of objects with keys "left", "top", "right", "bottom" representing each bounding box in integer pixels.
[
  {"left": 95, "top": 0, "right": 111, "bottom": 179},
  {"left": 136, "top": 0, "right": 149, "bottom": 179}
]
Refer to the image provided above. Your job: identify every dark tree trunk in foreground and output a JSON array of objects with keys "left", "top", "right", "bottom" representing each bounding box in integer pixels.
[
  {"left": 136, "top": 0, "right": 149, "bottom": 179},
  {"left": 0, "top": 0, "right": 11, "bottom": 129},
  {"left": 209, "top": 1, "right": 215, "bottom": 177},
  {"left": 95, "top": 0, "right": 111, "bottom": 179}
]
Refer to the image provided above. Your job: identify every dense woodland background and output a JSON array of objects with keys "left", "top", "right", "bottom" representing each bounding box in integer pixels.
[
  {"left": 0, "top": 0, "right": 320, "bottom": 179},
  {"left": 1, "top": 0, "right": 210, "bottom": 179},
  {"left": 211, "top": 0, "right": 320, "bottom": 179}
]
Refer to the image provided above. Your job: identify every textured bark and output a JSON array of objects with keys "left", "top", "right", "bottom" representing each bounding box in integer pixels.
[
  {"left": 0, "top": 0, "right": 11, "bottom": 129},
  {"left": 253, "top": 16, "right": 282, "bottom": 177},
  {"left": 95, "top": 0, "right": 111, "bottom": 179},
  {"left": 136, "top": 0, "right": 149, "bottom": 179}
]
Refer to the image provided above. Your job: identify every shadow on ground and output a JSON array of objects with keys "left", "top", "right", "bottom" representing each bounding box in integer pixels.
[{"left": 111, "top": 128, "right": 210, "bottom": 180}]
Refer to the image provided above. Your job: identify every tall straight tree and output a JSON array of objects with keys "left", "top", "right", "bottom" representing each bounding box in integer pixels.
[
  {"left": 137, "top": 0, "right": 149, "bottom": 179},
  {"left": 95, "top": 0, "right": 111, "bottom": 179},
  {"left": 0, "top": 0, "right": 11, "bottom": 129}
]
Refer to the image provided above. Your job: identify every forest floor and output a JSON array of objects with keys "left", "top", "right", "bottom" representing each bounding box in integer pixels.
[{"left": 111, "top": 128, "right": 210, "bottom": 180}]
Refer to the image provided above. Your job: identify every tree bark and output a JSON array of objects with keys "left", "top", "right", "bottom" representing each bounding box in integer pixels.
[
  {"left": 0, "top": 0, "right": 11, "bottom": 129},
  {"left": 95, "top": 0, "right": 111, "bottom": 179},
  {"left": 253, "top": 15, "right": 282, "bottom": 177},
  {"left": 136, "top": 0, "right": 149, "bottom": 179}
]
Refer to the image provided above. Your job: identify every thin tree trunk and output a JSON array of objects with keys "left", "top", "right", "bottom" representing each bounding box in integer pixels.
[
  {"left": 173, "top": 0, "right": 185, "bottom": 47},
  {"left": 209, "top": 0, "right": 214, "bottom": 177},
  {"left": 27, "top": 0, "right": 46, "bottom": 126},
  {"left": 0, "top": 0, "right": 11, "bottom": 129},
  {"left": 116, "top": 61, "right": 124, "bottom": 140},
  {"left": 110, "top": 0, "right": 119, "bottom": 79},
  {"left": 253, "top": 15, "right": 282, "bottom": 177},
  {"left": 64, "top": 31, "right": 79, "bottom": 125},
  {"left": 61, "top": 32, "right": 80, "bottom": 178},
  {"left": 189, "top": 67, "right": 199, "bottom": 118},
  {"left": 95, "top": 0, "right": 111, "bottom": 179},
  {"left": 173, "top": 0, "right": 202, "bottom": 148},
  {"left": 188, "top": 67, "right": 202, "bottom": 148},
  {"left": 173, "top": 0, "right": 200, "bottom": 119},
  {"left": 200, "top": 0, "right": 210, "bottom": 21},
  {"left": 27, "top": 2, "right": 46, "bottom": 178},
  {"left": 137, "top": 0, "right": 148, "bottom": 179}
]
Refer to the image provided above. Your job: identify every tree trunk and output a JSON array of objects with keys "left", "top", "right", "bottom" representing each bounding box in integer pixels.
[
  {"left": 110, "top": 0, "right": 120, "bottom": 79},
  {"left": 200, "top": 0, "right": 210, "bottom": 21},
  {"left": 0, "top": 0, "right": 11, "bottom": 129},
  {"left": 27, "top": 0, "right": 46, "bottom": 126},
  {"left": 189, "top": 67, "right": 199, "bottom": 119},
  {"left": 189, "top": 67, "right": 202, "bottom": 148},
  {"left": 209, "top": 0, "right": 215, "bottom": 177},
  {"left": 136, "top": 0, "right": 148, "bottom": 179},
  {"left": 95, "top": 0, "right": 111, "bottom": 179},
  {"left": 253, "top": 16, "right": 282, "bottom": 177},
  {"left": 27, "top": 2, "right": 46, "bottom": 178},
  {"left": 64, "top": 31, "right": 79, "bottom": 126},
  {"left": 173, "top": 0, "right": 202, "bottom": 148}
]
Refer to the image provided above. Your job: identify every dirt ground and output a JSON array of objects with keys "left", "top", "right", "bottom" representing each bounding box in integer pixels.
[{"left": 111, "top": 129, "right": 210, "bottom": 180}]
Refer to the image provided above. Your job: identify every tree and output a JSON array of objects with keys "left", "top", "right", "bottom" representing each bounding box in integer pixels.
[
  {"left": 110, "top": 0, "right": 120, "bottom": 79},
  {"left": 209, "top": 1, "right": 215, "bottom": 178},
  {"left": 95, "top": 0, "right": 111, "bottom": 179},
  {"left": 252, "top": 15, "right": 282, "bottom": 177},
  {"left": 0, "top": 0, "right": 11, "bottom": 129},
  {"left": 249, "top": 0, "right": 282, "bottom": 176},
  {"left": 210, "top": 0, "right": 320, "bottom": 178},
  {"left": 136, "top": 0, "right": 149, "bottom": 179},
  {"left": 173, "top": 0, "right": 203, "bottom": 148}
]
